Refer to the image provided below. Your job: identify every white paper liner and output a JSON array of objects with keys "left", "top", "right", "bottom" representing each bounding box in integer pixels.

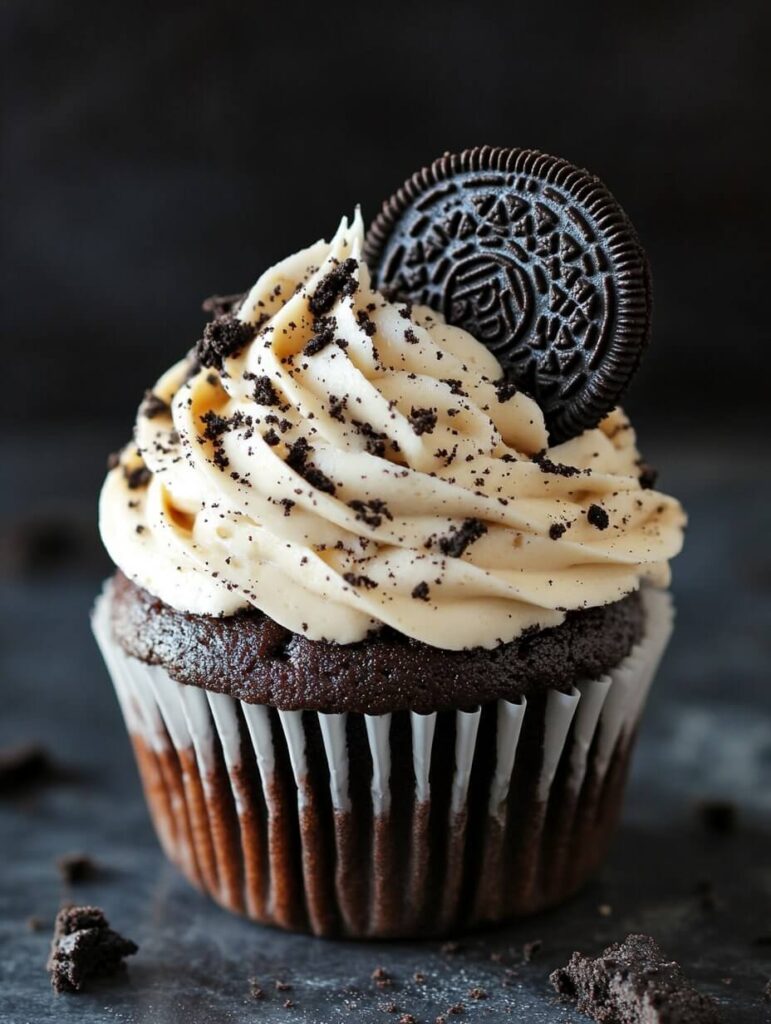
[{"left": 93, "top": 586, "right": 673, "bottom": 933}]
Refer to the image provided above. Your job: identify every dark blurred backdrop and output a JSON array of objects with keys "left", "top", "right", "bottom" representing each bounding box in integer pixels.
[
  {"left": 2, "top": 7, "right": 771, "bottom": 1015},
  {"left": 2, "top": 1, "right": 770, "bottom": 567}
]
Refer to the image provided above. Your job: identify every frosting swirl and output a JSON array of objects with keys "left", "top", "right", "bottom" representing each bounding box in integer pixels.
[{"left": 100, "top": 212, "right": 685, "bottom": 650}]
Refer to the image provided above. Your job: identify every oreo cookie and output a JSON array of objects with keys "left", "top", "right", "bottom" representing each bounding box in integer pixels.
[{"left": 364, "top": 147, "right": 651, "bottom": 442}]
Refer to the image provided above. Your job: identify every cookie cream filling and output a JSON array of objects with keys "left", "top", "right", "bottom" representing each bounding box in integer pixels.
[{"left": 99, "top": 211, "right": 685, "bottom": 649}]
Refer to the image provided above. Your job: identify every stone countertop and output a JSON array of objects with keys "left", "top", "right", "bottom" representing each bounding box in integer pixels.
[{"left": 0, "top": 434, "right": 769, "bottom": 1023}]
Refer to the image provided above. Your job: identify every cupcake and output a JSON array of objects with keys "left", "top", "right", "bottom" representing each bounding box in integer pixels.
[{"left": 93, "top": 147, "right": 685, "bottom": 938}]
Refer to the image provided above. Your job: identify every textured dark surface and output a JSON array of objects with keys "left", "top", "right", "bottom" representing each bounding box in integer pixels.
[
  {"left": 364, "top": 147, "right": 651, "bottom": 442},
  {"left": 108, "top": 572, "right": 645, "bottom": 714},
  {"left": 0, "top": 430, "right": 769, "bottom": 1022}
]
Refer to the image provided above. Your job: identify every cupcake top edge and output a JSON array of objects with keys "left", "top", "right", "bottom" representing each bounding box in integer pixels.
[{"left": 99, "top": 209, "right": 685, "bottom": 651}]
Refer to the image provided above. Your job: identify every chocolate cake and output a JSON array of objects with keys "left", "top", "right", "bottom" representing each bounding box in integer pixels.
[{"left": 108, "top": 570, "right": 645, "bottom": 714}]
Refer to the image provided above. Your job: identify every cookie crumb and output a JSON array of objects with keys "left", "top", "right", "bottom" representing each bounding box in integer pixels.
[
  {"left": 550, "top": 933, "right": 719, "bottom": 1023},
  {"left": 124, "top": 464, "right": 152, "bottom": 490},
  {"left": 437, "top": 518, "right": 487, "bottom": 558},
  {"left": 309, "top": 259, "right": 358, "bottom": 315},
  {"left": 342, "top": 573, "right": 378, "bottom": 590},
  {"left": 408, "top": 406, "right": 438, "bottom": 436},
  {"left": 249, "top": 374, "right": 280, "bottom": 407},
  {"left": 248, "top": 978, "right": 265, "bottom": 1000},
  {"left": 196, "top": 314, "right": 257, "bottom": 370},
  {"left": 532, "top": 450, "right": 582, "bottom": 478},
  {"left": 0, "top": 743, "right": 54, "bottom": 793},
  {"left": 47, "top": 905, "right": 137, "bottom": 994},
  {"left": 494, "top": 379, "right": 518, "bottom": 402},
  {"left": 56, "top": 854, "right": 99, "bottom": 884},
  {"left": 304, "top": 316, "right": 337, "bottom": 356},
  {"left": 372, "top": 966, "right": 393, "bottom": 989}
]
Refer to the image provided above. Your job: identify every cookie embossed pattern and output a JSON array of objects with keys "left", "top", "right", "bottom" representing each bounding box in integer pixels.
[{"left": 365, "top": 146, "right": 650, "bottom": 443}]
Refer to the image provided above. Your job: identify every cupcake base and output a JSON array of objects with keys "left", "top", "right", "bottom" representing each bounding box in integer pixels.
[{"left": 93, "top": 588, "right": 672, "bottom": 938}]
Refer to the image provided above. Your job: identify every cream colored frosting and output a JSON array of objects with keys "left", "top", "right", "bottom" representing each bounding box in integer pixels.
[{"left": 99, "top": 211, "right": 685, "bottom": 649}]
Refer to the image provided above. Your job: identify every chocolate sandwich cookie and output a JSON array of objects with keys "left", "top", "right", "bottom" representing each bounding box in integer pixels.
[{"left": 365, "top": 146, "right": 651, "bottom": 443}]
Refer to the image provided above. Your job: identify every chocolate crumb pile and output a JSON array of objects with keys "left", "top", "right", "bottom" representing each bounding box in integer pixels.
[
  {"left": 308, "top": 258, "right": 358, "bottom": 316},
  {"left": 408, "top": 406, "right": 437, "bottom": 436},
  {"left": 550, "top": 933, "right": 721, "bottom": 1023},
  {"left": 532, "top": 449, "right": 583, "bottom": 478},
  {"left": 47, "top": 905, "right": 138, "bottom": 994},
  {"left": 196, "top": 314, "right": 257, "bottom": 370}
]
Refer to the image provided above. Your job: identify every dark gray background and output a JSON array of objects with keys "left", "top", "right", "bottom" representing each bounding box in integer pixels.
[
  {"left": 3, "top": 0, "right": 770, "bottom": 435},
  {"left": 2, "top": 3, "right": 770, "bottom": 1022}
]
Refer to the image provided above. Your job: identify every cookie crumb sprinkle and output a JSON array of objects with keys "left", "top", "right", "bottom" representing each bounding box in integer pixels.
[
  {"left": 438, "top": 518, "right": 487, "bottom": 558},
  {"left": 587, "top": 504, "right": 610, "bottom": 530}
]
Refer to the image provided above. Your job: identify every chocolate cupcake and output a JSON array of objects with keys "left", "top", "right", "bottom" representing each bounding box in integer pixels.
[{"left": 93, "top": 153, "right": 685, "bottom": 937}]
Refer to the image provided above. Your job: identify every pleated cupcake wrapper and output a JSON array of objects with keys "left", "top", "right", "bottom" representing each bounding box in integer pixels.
[{"left": 92, "top": 587, "right": 673, "bottom": 936}]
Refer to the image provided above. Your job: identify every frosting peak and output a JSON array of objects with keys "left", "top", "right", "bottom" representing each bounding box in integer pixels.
[{"left": 100, "top": 212, "right": 685, "bottom": 649}]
